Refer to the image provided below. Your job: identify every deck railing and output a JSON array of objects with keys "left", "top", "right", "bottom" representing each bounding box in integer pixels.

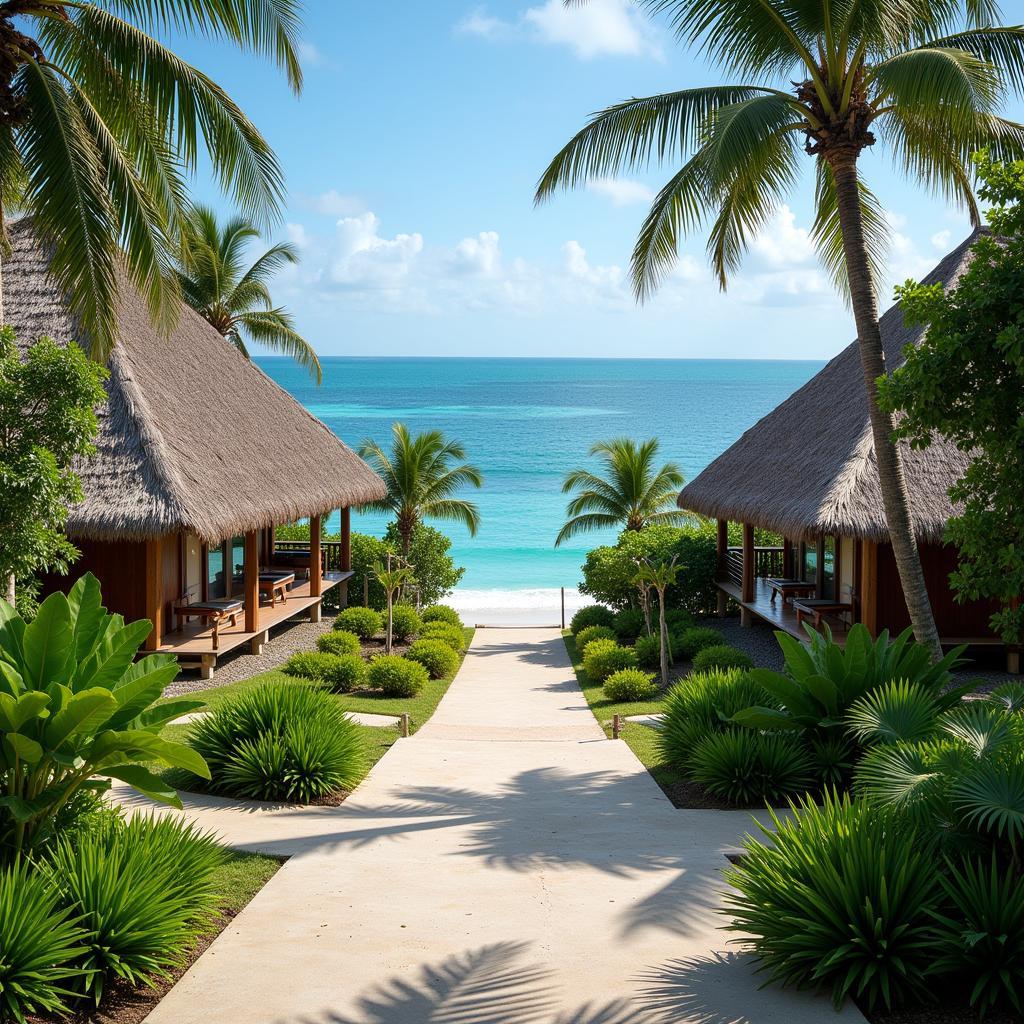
[
  {"left": 725, "top": 545, "right": 785, "bottom": 586},
  {"left": 274, "top": 539, "right": 345, "bottom": 573}
]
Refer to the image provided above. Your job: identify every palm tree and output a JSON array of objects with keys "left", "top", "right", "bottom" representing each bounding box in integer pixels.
[
  {"left": 536, "top": 0, "right": 1024, "bottom": 660},
  {"left": 358, "top": 424, "right": 484, "bottom": 556},
  {"left": 555, "top": 438, "right": 687, "bottom": 546},
  {"left": 0, "top": 0, "right": 301, "bottom": 359},
  {"left": 177, "top": 205, "right": 321, "bottom": 382}
]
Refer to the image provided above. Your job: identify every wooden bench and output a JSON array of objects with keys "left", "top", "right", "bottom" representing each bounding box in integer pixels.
[
  {"left": 766, "top": 578, "right": 817, "bottom": 605},
  {"left": 231, "top": 570, "right": 297, "bottom": 607},
  {"left": 793, "top": 598, "right": 854, "bottom": 631},
  {"left": 172, "top": 596, "right": 243, "bottom": 651}
]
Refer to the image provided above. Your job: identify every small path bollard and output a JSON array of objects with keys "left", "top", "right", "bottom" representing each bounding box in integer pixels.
[
  {"left": 612, "top": 714, "right": 622, "bottom": 740},
  {"left": 400, "top": 713, "right": 411, "bottom": 738}
]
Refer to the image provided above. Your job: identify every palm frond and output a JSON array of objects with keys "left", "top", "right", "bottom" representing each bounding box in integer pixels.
[
  {"left": 555, "top": 513, "right": 624, "bottom": 547},
  {"left": 237, "top": 309, "right": 321, "bottom": 383},
  {"left": 922, "top": 26, "right": 1024, "bottom": 90},
  {"left": 421, "top": 499, "right": 481, "bottom": 537}
]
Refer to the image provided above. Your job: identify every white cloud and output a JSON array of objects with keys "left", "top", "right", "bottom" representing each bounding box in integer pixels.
[
  {"left": 450, "top": 231, "right": 502, "bottom": 276},
  {"left": 587, "top": 178, "right": 655, "bottom": 207},
  {"left": 306, "top": 190, "right": 365, "bottom": 217},
  {"left": 298, "top": 41, "right": 324, "bottom": 66},
  {"left": 456, "top": 0, "right": 661, "bottom": 60},
  {"left": 931, "top": 229, "right": 952, "bottom": 250},
  {"left": 327, "top": 213, "right": 425, "bottom": 292}
]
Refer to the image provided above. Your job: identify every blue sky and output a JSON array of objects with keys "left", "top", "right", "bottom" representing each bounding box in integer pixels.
[{"left": 175, "top": 1, "right": 1023, "bottom": 360}]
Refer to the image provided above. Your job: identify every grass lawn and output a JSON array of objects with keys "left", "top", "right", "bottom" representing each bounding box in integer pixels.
[
  {"left": 562, "top": 630, "right": 687, "bottom": 798},
  {"left": 209, "top": 850, "right": 281, "bottom": 920}
]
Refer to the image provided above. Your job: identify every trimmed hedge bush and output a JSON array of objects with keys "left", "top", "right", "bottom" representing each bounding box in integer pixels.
[
  {"left": 367, "top": 655, "right": 429, "bottom": 697},
  {"left": 575, "top": 625, "right": 616, "bottom": 651},
  {"left": 405, "top": 638, "right": 459, "bottom": 680},
  {"left": 322, "top": 654, "right": 367, "bottom": 693},
  {"left": 634, "top": 633, "right": 662, "bottom": 670},
  {"left": 570, "top": 604, "right": 616, "bottom": 635},
  {"left": 420, "top": 621, "right": 467, "bottom": 651},
  {"left": 421, "top": 604, "right": 463, "bottom": 627},
  {"left": 603, "top": 668, "right": 659, "bottom": 702},
  {"left": 692, "top": 644, "right": 754, "bottom": 673},
  {"left": 658, "top": 670, "right": 770, "bottom": 770},
  {"left": 189, "top": 682, "right": 365, "bottom": 802},
  {"left": 582, "top": 639, "right": 637, "bottom": 682},
  {"left": 283, "top": 650, "right": 345, "bottom": 682},
  {"left": 317, "top": 630, "right": 362, "bottom": 657},
  {"left": 46, "top": 814, "right": 224, "bottom": 1003},
  {"left": 688, "top": 730, "right": 813, "bottom": 805},
  {"left": 390, "top": 604, "right": 422, "bottom": 643},
  {"left": 334, "top": 606, "right": 383, "bottom": 639},
  {"left": 612, "top": 608, "right": 646, "bottom": 642},
  {"left": 675, "top": 626, "right": 726, "bottom": 660}
]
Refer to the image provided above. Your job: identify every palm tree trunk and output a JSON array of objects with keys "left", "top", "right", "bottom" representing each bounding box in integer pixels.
[
  {"left": 0, "top": 243, "right": 13, "bottom": 610},
  {"left": 829, "top": 153, "right": 941, "bottom": 660}
]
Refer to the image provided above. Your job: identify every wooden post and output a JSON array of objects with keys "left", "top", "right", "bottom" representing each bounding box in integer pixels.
[
  {"left": 815, "top": 536, "right": 826, "bottom": 596},
  {"left": 310, "top": 515, "right": 322, "bottom": 597},
  {"left": 244, "top": 531, "right": 259, "bottom": 634},
  {"left": 740, "top": 523, "right": 755, "bottom": 627},
  {"left": 782, "top": 538, "right": 793, "bottom": 579},
  {"left": 144, "top": 536, "right": 163, "bottom": 651},
  {"left": 612, "top": 714, "right": 622, "bottom": 740},
  {"left": 860, "top": 540, "right": 878, "bottom": 636},
  {"left": 400, "top": 713, "right": 410, "bottom": 738},
  {"left": 340, "top": 506, "right": 351, "bottom": 572},
  {"left": 363, "top": 575, "right": 369, "bottom": 607},
  {"left": 561, "top": 587, "right": 565, "bottom": 630}
]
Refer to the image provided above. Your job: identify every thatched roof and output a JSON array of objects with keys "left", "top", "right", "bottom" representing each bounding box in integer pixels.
[
  {"left": 677, "top": 231, "right": 981, "bottom": 543},
  {"left": 5, "top": 220, "right": 386, "bottom": 543}
]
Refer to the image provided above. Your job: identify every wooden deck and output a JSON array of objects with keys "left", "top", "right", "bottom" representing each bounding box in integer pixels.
[
  {"left": 717, "top": 578, "right": 851, "bottom": 645},
  {"left": 161, "top": 572, "right": 352, "bottom": 675}
]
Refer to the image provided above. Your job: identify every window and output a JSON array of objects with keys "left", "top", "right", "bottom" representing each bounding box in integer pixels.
[
  {"left": 822, "top": 537, "right": 837, "bottom": 600},
  {"left": 207, "top": 543, "right": 225, "bottom": 599}
]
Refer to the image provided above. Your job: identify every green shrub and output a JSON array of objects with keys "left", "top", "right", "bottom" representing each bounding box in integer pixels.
[
  {"left": 692, "top": 644, "right": 754, "bottom": 673},
  {"left": 634, "top": 633, "right": 662, "bottom": 670},
  {"left": 575, "top": 624, "right": 616, "bottom": 651},
  {"left": 367, "top": 655, "right": 429, "bottom": 697},
  {"left": 0, "top": 860, "right": 86, "bottom": 1020},
  {"left": 724, "top": 792, "right": 940, "bottom": 1012},
  {"left": 421, "top": 604, "right": 463, "bottom": 627},
  {"left": 658, "top": 670, "right": 770, "bottom": 770},
  {"left": 405, "top": 639, "right": 459, "bottom": 680},
  {"left": 189, "top": 682, "right": 364, "bottom": 802},
  {"left": 570, "top": 604, "right": 616, "bottom": 635},
  {"left": 390, "top": 603, "right": 422, "bottom": 643},
  {"left": 603, "top": 668, "right": 659, "bottom": 702},
  {"left": 283, "top": 650, "right": 344, "bottom": 681},
  {"left": 582, "top": 639, "right": 637, "bottom": 682},
  {"left": 420, "top": 621, "right": 468, "bottom": 651},
  {"left": 675, "top": 626, "right": 725, "bottom": 660},
  {"left": 688, "top": 730, "right": 812, "bottom": 805},
  {"left": 46, "top": 814, "right": 224, "bottom": 1004},
  {"left": 333, "top": 606, "right": 383, "bottom": 639},
  {"left": 0, "top": 574, "right": 207, "bottom": 860},
  {"left": 932, "top": 854, "right": 1024, "bottom": 1016},
  {"left": 316, "top": 630, "right": 362, "bottom": 657},
  {"left": 665, "top": 608, "right": 695, "bottom": 632},
  {"left": 322, "top": 654, "right": 367, "bottom": 693},
  {"left": 612, "top": 608, "right": 646, "bottom": 642}
]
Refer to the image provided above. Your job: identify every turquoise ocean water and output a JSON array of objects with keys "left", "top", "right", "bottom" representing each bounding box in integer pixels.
[{"left": 257, "top": 357, "right": 822, "bottom": 613}]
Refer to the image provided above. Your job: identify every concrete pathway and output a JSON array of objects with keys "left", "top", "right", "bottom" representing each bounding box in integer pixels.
[{"left": 122, "top": 628, "right": 860, "bottom": 1024}]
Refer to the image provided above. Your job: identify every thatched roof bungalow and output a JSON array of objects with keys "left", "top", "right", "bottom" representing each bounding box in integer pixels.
[
  {"left": 678, "top": 231, "right": 1011, "bottom": 667},
  {"left": 9, "top": 220, "right": 386, "bottom": 676}
]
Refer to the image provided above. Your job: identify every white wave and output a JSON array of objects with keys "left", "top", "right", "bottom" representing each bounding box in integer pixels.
[{"left": 447, "top": 587, "right": 589, "bottom": 613}]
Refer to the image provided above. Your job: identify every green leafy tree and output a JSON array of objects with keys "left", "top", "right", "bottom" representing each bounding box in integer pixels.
[
  {"left": 385, "top": 522, "right": 465, "bottom": 607},
  {"left": 0, "top": 0, "right": 301, "bottom": 359},
  {"left": 176, "top": 204, "right": 321, "bottom": 381},
  {"left": 556, "top": 438, "right": 687, "bottom": 546},
  {"left": 880, "top": 155, "right": 1024, "bottom": 646},
  {"left": 0, "top": 329, "right": 107, "bottom": 606},
  {"left": 0, "top": 574, "right": 208, "bottom": 859},
  {"left": 537, "top": 0, "right": 1024, "bottom": 660},
  {"left": 359, "top": 424, "right": 483, "bottom": 556},
  {"left": 373, "top": 558, "right": 415, "bottom": 654},
  {"left": 633, "top": 556, "right": 680, "bottom": 688}
]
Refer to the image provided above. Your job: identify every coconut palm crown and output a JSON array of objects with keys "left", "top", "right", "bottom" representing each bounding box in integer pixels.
[
  {"left": 0, "top": 0, "right": 302, "bottom": 360},
  {"left": 177, "top": 205, "right": 321, "bottom": 382},
  {"left": 555, "top": 438, "right": 688, "bottom": 546},
  {"left": 537, "top": 0, "right": 1024, "bottom": 658},
  {"left": 358, "top": 424, "right": 484, "bottom": 555}
]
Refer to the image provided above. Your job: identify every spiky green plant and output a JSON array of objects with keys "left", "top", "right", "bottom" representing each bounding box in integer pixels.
[
  {"left": 688, "top": 729, "right": 813, "bottom": 804},
  {"left": 846, "top": 679, "right": 947, "bottom": 745}
]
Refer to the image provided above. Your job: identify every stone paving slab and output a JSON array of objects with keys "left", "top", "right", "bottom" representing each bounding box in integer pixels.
[{"left": 123, "top": 628, "right": 862, "bottom": 1024}]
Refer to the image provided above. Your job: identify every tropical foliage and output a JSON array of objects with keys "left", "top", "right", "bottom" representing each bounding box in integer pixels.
[
  {"left": 880, "top": 154, "right": 1024, "bottom": 646},
  {"left": 359, "top": 424, "right": 483, "bottom": 555},
  {"left": 537, "top": 0, "right": 1024, "bottom": 656},
  {"left": 0, "top": 574, "right": 207, "bottom": 859},
  {"left": 0, "top": 329, "right": 107, "bottom": 607},
  {"left": 556, "top": 438, "right": 688, "bottom": 546},
  {"left": 0, "top": 0, "right": 301, "bottom": 359},
  {"left": 176, "top": 205, "right": 321, "bottom": 381}
]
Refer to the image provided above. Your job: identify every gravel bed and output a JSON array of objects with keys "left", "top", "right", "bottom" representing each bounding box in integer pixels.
[{"left": 163, "top": 616, "right": 335, "bottom": 697}]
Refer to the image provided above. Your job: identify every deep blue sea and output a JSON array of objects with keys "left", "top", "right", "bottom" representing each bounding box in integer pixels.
[{"left": 257, "top": 357, "right": 822, "bottom": 616}]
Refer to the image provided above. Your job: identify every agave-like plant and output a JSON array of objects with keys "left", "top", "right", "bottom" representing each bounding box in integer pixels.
[{"left": 0, "top": 573, "right": 208, "bottom": 857}]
